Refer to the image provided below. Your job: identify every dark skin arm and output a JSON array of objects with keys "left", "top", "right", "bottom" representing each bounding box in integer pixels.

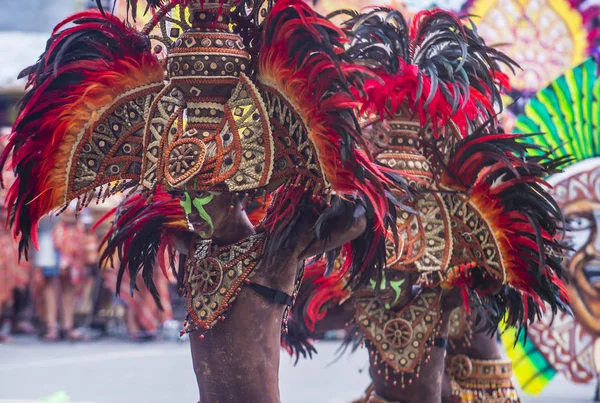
[
  {"left": 312, "top": 298, "right": 356, "bottom": 334},
  {"left": 299, "top": 212, "right": 367, "bottom": 259},
  {"left": 173, "top": 201, "right": 368, "bottom": 259}
]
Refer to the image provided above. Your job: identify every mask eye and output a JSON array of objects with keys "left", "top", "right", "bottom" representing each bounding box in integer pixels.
[
  {"left": 567, "top": 215, "right": 593, "bottom": 231},
  {"left": 195, "top": 191, "right": 207, "bottom": 198}
]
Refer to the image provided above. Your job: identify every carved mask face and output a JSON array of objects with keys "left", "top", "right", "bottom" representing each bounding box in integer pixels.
[{"left": 549, "top": 158, "right": 600, "bottom": 335}]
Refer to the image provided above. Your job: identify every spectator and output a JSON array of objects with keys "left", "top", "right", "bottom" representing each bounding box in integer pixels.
[
  {"left": 51, "top": 209, "right": 88, "bottom": 341},
  {"left": 104, "top": 259, "right": 173, "bottom": 341},
  {"left": 33, "top": 217, "right": 61, "bottom": 341}
]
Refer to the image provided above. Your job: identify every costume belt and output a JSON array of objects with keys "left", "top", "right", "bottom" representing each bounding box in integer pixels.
[{"left": 446, "top": 355, "right": 520, "bottom": 403}]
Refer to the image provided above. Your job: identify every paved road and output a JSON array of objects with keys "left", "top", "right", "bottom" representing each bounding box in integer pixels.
[{"left": 0, "top": 337, "right": 595, "bottom": 403}]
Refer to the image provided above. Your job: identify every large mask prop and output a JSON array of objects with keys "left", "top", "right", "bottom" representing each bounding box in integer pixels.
[{"left": 504, "top": 58, "right": 600, "bottom": 395}]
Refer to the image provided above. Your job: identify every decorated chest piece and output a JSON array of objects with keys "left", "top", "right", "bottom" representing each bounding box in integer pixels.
[
  {"left": 182, "top": 232, "right": 265, "bottom": 335},
  {"left": 354, "top": 289, "right": 443, "bottom": 388}
]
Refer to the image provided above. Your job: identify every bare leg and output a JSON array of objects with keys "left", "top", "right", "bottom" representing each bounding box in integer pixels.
[
  {"left": 11, "top": 288, "right": 35, "bottom": 334},
  {"left": 0, "top": 302, "right": 10, "bottom": 342},
  {"left": 60, "top": 275, "right": 76, "bottom": 331},
  {"left": 125, "top": 306, "right": 141, "bottom": 339},
  {"left": 42, "top": 276, "right": 59, "bottom": 340},
  {"left": 60, "top": 274, "right": 85, "bottom": 340}
]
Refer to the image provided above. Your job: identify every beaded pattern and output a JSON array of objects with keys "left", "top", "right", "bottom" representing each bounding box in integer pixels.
[
  {"left": 442, "top": 193, "right": 506, "bottom": 284},
  {"left": 447, "top": 306, "right": 473, "bottom": 350},
  {"left": 355, "top": 289, "right": 442, "bottom": 374},
  {"left": 66, "top": 84, "right": 163, "bottom": 205},
  {"left": 368, "top": 113, "right": 453, "bottom": 276},
  {"left": 260, "top": 85, "right": 325, "bottom": 188},
  {"left": 365, "top": 110, "right": 505, "bottom": 285},
  {"left": 182, "top": 233, "right": 265, "bottom": 334},
  {"left": 447, "top": 355, "right": 521, "bottom": 403}
]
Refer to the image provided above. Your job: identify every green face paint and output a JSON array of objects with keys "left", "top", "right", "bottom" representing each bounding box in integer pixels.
[
  {"left": 179, "top": 192, "right": 193, "bottom": 216},
  {"left": 192, "top": 193, "right": 214, "bottom": 238},
  {"left": 371, "top": 274, "right": 405, "bottom": 309},
  {"left": 388, "top": 278, "right": 405, "bottom": 308},
  {"left": 179, "top": 192, "right": 215, "bottom": 238}
]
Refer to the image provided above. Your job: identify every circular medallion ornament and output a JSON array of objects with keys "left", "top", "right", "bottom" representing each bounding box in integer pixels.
[
  {"left": 191, "top": 257, "right": 223, "bottom": 295},
  {"left": 164, "top": 138, "right": 206, "bottom": 187},
  {"left": 449, "top": 354, "right": 473, "bottom": 379},
  {"left": 383, "top": 318, "right": 413, "bottom": 347}
]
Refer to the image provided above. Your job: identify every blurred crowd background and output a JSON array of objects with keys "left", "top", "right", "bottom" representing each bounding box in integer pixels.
[{"left": 0, "top": 159, "right": 183, "bottom": 342}]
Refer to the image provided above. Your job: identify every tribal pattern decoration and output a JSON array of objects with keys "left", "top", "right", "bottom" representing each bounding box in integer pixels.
[
  {"left": 447, "top": 306, "right": 473, "bottom": 348},
  {"left": 3, "top": 0, "right": 410, "bottom": 296},
  {"left": 446, "top": 355, "right": 520, "bottom": 403},
  {"left": 356, "top": 289, "right": 443, "bottom": 380},
  {"left": 183, "top": 233, "right": 265, "bottom": 334}
]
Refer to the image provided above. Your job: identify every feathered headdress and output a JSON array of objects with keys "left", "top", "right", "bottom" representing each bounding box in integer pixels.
[
  {"left": 1, "top": 11, "right": 163, "bottom": 258},
  {"left": 2, "top": 0, "right": 409, "bottom": 301},
  {"left": 95, "top": 186, "right": 188, "bottom": 306},
  {"left": 295, "top": 7, "right": 569, "bottom": 333},
  {"left": 342, "top": 8, "right": 514, "bottom": 133}
]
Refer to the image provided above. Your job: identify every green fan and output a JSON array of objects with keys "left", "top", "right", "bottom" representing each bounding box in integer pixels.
[{"left": 515, "top": 58, "right": 600, "bottom": 163}]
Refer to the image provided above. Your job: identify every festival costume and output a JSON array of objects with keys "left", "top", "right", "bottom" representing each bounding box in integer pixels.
[
  {"left": 3, "top": 0, "right": 412, "bottom": 346},
  {"left": 445, "top": 307, "right": 520, "bottom": 403},
  {"left": 501, "top": 58, "right": 600, "bottom": 397},
  {"left": 52, "top": 221, "right": 88, "bottom": 286},
  {"left": 279, "top": 6, "right": 570, "bottom": 402},
  {"left": 104, "top": 265, "right": 173, "bottom": 335},
  {"left": 0, "top": 162, "right": 30, "bottom": 328}
]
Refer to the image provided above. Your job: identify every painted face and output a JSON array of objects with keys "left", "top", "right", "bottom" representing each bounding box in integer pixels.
[
  {"left": 549, "top": 158, "right": 600, "bottom": 335},
  {"left": 371, "top": 271, "right": 416, "bottom": 310},
  {"left": 173, "top": 190, "right": 231, "bottom": 238}
]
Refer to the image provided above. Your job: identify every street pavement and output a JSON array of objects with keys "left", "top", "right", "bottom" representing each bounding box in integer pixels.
[{"left": 0, "top": 337, "right": 596, "bottom": 403}]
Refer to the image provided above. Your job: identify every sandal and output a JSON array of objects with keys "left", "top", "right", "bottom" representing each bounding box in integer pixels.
[
  {"left": 65, "top": 328, "right": 88, "bottom": 342},
  {"left": 130, "top": 331, "right": 157, "bottom": 342},
  {"left": 42, "top": 327, "right": 60, "bottom": 342},
  {"left": 11, "top": 321, "right": 36, "bottom": 335}
]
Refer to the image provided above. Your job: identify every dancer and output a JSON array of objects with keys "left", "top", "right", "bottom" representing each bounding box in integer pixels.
[
  {"left": 50, "top": 209, "right": 88, "bottom": 341},
  {"left": 0, "top": 167, "right": 31, "bottom": 341},
  {"left": 3, "top": 1, "right": 406, "bottom": 401},
  {"left": 282, "top": 7, "right": 570, "bottom": 403}
]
